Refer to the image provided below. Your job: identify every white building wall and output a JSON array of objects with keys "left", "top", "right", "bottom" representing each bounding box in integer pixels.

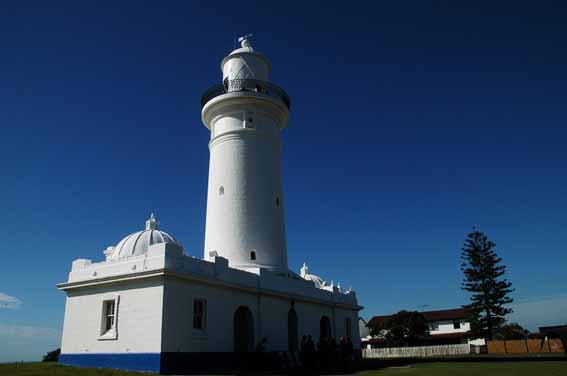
[
  {"left": 60, "top": 278, "right": 164, "bottom": 354},
  {"left": 161, "top": 277, "right": 260, "bottom": 353},
  {"left": 430, "top": 320, "right": 470, "bottom": 335},
  {"left": 335, "top": 307, "right": 361, "bottom": 340},
  {"left": 160, "top": 276, "right": 361, "bottom": 353},
  {"left": 60, "top": 249, "right": 361, "bottom": 357},
  {"left": 258, "top": 295, "right": 292, "bottom": 351}
]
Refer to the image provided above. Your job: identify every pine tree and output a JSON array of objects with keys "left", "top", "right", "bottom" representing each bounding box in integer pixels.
[{"left": 461, "top": 229, "right": 514, "bottom": 340}]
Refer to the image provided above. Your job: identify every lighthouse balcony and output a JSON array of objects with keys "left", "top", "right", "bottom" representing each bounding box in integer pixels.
[{"left": 201, "top": 79, "right": 291, "bottom": 110}]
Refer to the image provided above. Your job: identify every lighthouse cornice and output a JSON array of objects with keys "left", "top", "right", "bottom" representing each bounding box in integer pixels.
[
  {"left": 208, "top": 128, "right": 282, "bottom": 150},
  {"left": 202, "top": 91, "right": 289, "bottom": 130}
]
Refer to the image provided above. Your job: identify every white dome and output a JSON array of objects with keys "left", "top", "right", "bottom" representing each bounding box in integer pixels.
[
  {"left": 303, "top": 273, "right": 326, "bottom": 289},
  {"left": 107, "top": 214, "right": 180, "bottom": 261},
  {"left": 299, "top": 262, "right": 326, "bottom": 289}
]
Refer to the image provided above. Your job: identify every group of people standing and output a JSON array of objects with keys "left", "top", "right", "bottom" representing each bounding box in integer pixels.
[
  {"left": 252, "top": 335, "right": 356, "bottom": 372},
  {"left": 300, "top": 335, "right": 355, "bottom": 371}
]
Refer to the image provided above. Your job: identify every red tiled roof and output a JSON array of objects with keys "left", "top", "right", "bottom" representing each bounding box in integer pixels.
[
  {"left": 422, "top": 307, "right": 472, "bottom": 321},
  {"left": 367, "top": 307, "right": 472, "bottom": 328}
]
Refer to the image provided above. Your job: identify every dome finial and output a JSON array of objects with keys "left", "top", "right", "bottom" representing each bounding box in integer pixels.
[
  {"left": 238, "top": 33, "right": 253, "bottom": 48},
  {"left": 300, "top": 262, "right": 309, "bottom": 278},
  {"left": 146, "top": 213, "right": 159, "bottom": 230}
]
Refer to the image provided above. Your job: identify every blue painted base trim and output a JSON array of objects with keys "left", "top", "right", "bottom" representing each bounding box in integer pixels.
[
  {"left": 60, "top": 351, "right": 284, "bottom": 374},
  {"left": 59, "top": 353, "right": 161, "bottom": 373}
]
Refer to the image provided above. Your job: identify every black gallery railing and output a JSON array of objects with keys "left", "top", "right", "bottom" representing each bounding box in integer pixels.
[{"left": 201, "top": 79, "right": 291, "bottom": 110}]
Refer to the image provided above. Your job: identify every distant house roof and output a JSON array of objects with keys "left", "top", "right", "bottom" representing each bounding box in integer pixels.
[
  {"left": 367, "top": 307, "right": 472, "bottom": 328},
  {"left": 539, "top": 325, "right": 567, "bottom": 337},
  {"left": 359, "top": 317, "right": 370, "bottom": 338}
]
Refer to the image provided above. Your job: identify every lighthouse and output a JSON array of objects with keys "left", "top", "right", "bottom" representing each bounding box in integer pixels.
[
  {"left": 58, "top": 37, "right": 362, "bottom": 373},
  {"left": 201, "top": 36, "right": 291, "bottom": 273}
]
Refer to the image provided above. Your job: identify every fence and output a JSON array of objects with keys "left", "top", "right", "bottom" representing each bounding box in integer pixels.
[
  {"left": 363, "top": 344, "right": 471, "bottom": 358},
  {"left": 487, "top": 339, "right": 565, "bottom": 354}
]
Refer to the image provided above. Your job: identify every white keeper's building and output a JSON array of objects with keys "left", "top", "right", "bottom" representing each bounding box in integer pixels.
[{"left": 58, "top": 37, "right": 362, "bottom": 374}]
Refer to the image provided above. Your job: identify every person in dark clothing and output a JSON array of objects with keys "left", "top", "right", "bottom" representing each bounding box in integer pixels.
[
  {"left": 255, "top": 337, "right": 268, "bottom": 370},
  {"left": 300, "top": 335, "right": 307, "bottom": 366},
  {"left": 305, "top": 335, "right": 315, "bottom": 369},
  {"left": 255, "top": 337, "right": 268, "bottom": 353},
  {"left": 339, "top": 336, "right": 347, "bottom": 370},
  {"left": 346, "top": 337, "right": 354, "bottom": 359},
  {"left": 339, "top": 336, "right": 347, "bottom": 355},
  {"left": 329, "top": 337, "right": 338, "bottom": 369}
]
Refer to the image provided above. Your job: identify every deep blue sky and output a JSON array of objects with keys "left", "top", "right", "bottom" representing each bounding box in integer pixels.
[{"left": 1, "top": 1, "right": 566, "bottom": 361}]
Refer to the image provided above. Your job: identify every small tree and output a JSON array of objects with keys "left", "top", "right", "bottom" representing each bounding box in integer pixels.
[
  {"left": 495, "top": 323, "right": 529, "bottom": 340},
  {"left": 461, "top": 229, "right": 514, "bottom": 340},
  {"left": 42, "top": 348, "right": 60, "bottom": 362},
  {"left": 374, "top": 310, "right": 429, "bottom": 347}
]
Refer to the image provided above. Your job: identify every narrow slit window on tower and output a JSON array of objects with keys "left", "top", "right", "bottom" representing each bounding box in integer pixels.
[
  {"left": 219, "top": 186, "right": 224, "bottom": 196},
  {"left": 250, "top": 251, "right": 256, "bottom": 260},
  {"left": 276, "top": 197, "right": 280, "bottom": 207}
]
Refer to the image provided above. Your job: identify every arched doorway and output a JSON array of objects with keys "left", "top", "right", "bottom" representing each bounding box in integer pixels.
[
  {"left": 288, "top": 308, "right": 298, "bottom": 351},
  {"left": 320, "top": 315, "right": 332, "bottom": 341},
  {"left": 234, "top": 306, "right": 254, "bottom": 352}
]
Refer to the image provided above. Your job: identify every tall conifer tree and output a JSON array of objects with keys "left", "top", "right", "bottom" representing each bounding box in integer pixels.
[{"left": 461, "top": 229, "right": 514, "bottom": 339}]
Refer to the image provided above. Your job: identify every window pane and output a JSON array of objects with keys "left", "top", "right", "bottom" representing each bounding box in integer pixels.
[{"left": 106, "top": 301, "right": 115, "bottom": 316}]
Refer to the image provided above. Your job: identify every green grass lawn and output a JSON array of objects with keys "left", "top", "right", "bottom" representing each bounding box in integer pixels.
[
  {"left": 359, "top": 361, "right": 567, "bottom": 376},
  {"left": 1, "top": 361, "right": 566, "bottom": 375},
  {"left": 0, "top": 362, "right": 158, "bottom": 376}
]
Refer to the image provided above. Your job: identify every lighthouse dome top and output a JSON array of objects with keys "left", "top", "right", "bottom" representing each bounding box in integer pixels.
[
  {"left": 221, "top": 36, "right": 271, "bottom": 81},
  {"left": 107, "top": 214, "right": 180, "bottom": 261}
]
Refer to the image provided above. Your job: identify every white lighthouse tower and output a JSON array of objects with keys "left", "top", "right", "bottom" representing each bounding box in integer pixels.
[
  {"left": 201, "top": 36, "right": 291, "bottom": 273},
  {"left": 58, "top": 37, "right": 362, "bottom": 373}
]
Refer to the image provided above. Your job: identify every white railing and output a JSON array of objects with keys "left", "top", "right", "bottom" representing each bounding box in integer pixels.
[{"left": 363, "top": 343, "right": 471, "bottom": 358}]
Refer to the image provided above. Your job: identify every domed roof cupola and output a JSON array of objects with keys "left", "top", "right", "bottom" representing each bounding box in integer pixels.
[
  {"left": 107, "top": 214, "right": 180, "bottom": 261},
  {"left": 300, "top": 262, "right": 327, "bottom": 289}
]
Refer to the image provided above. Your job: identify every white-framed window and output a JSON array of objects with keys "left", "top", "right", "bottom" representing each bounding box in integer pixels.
[
  {"left": 104, "top": 300, "right": 116, "bottom": 332},
  {"left": 193, "top": 299, "right": 207, "bottom": 330},
  {"left": 99, "top": 295, "right": 119, "bottom": 340}
]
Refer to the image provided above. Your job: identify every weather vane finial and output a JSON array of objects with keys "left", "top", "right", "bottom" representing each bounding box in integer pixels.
[
  {"left": 146, "top": 213, "right": 159, "bottom": 230},
  {"left": 238, "top": 33, "right": 253, "bottom": 48}
]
